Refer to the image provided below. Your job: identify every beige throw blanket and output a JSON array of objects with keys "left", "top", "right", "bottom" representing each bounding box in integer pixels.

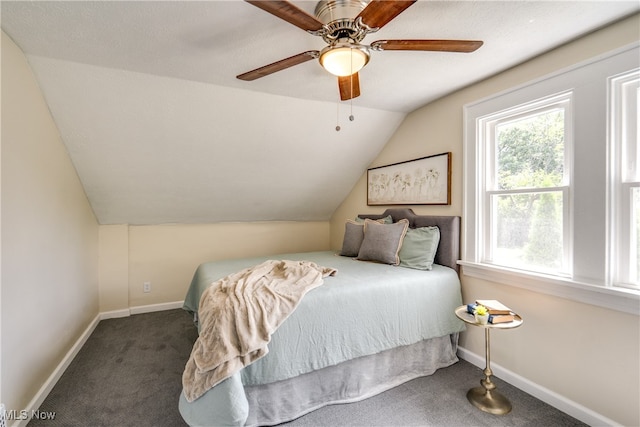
[{"left": 182, "top": 259, "right": 337, "bottom": 402}]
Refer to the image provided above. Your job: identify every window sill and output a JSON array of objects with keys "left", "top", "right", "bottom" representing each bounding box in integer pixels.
[{"left": 458, "top": 261, "right": 640, "bottom": 315}]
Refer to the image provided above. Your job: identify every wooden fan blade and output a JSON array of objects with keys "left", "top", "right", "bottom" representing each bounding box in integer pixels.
[
  {"left": 245, "top": 0, "right": 324, "bottom": 32},
  {"left": 338, "top": 73, "right": 361, "bottom": 101},
  {"left": 371, "top": 39, "right": 483, "bottom": 52},
  {"left": 357, "top": 0, "right": 416, "bottom": 29},
  {"left": 237, "top": 51, "right": 319, "bottom": 81}
]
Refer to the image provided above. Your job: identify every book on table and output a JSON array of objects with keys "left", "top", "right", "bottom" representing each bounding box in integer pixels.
[
  {"left": 466, "top": 304, "right": 515, "bottom": 324},
  {"left": 475, "top": 299, "right": 512, "bottom": 315},
  {"left": 488, "top": 314, "right": 515, "bottom": 324}
]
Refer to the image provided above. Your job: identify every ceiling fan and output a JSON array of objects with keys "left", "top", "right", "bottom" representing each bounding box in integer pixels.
[{"left": 236, "top": 0, "right": 483, "bottom": 101}]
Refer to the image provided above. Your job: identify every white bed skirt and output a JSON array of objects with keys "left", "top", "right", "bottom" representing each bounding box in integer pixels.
[{"left": 245, "top": 333, "right": 459, "bottom": 426}]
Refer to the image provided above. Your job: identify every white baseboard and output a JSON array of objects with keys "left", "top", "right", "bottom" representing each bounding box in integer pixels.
[
  {"left": 457, "top": 346, "right": 620, "bottom": 427},
  {"left": 14, "top": 301, "right": 185, "bottom": 426},
  {"left": 130, "top": 300, "right": 184, "bottom": 315},
  {"left": 12, "top": 313, "right": 101, "bottom": 427},
  {"left": 99, "top": 300, "right": 184, "bottom": 319},
  {"left": 99, "top": 308, "right": 131, "bottom": 320}
]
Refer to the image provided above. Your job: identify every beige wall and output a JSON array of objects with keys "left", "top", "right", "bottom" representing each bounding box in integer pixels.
[
  {"left": 99, "top": 225, "right": 129, "bottom": 312},
  {"left": 331, "top": 14, "right": 640, "bottom": 427},
  {"left": 100, "top": 221, "right": 330, "bottom": 311},
  {"left": 1, "top": 31, "right": 99, "bottom": 414}
]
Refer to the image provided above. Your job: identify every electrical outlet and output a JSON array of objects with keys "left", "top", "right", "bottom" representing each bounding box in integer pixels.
[{"left": 143, "top": 281, "right": 151, "bottom": 293}]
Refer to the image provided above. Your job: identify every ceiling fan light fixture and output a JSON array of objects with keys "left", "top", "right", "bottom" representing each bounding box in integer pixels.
[{"left": 319, "top": 43, "right": 370, "bottom": 77}]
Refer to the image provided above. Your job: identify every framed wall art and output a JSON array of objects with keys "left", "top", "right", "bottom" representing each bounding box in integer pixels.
[{"left": 367, "top": 152, "right": 451, "bottom": 205}]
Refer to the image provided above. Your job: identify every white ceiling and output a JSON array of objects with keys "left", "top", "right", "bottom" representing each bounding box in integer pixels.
[{"left": 2, "top": 1, "right": 638, "bottom": 224}]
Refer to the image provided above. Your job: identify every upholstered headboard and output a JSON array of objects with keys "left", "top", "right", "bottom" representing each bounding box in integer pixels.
[{"left": 357, "top": 208, "right": 461, "bottom": 273}]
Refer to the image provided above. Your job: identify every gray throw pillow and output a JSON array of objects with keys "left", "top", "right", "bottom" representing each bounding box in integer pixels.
[
  {"left": 340, "top": 220, "right": 364, "bottom": 257},
  {"left": 399, "top": 226, "right": 440, "bottom": 270},
  {"left": 340, "top": 216, "right": 394, "bottom": 257},
  {"left": 357, "top": 219, "right": 409, "bottom": 265}
]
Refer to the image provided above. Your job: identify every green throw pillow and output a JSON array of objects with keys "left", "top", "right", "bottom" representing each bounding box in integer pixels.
[
  {"left": 354, "top": 215, "right": 393, "bottom": 224},
  {"left": 398, "top": 226, "right": 440, "bottom": 270}
]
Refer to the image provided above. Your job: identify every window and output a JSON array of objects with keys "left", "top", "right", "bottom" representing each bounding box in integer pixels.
[
  {"left": 463, "top": 45, "right": 640, "bottom": 314},
  {"left": 479, "top": 94, "right": 571, "bottom": 276},
  {"left": 609, "top": 69, "right": 640, "bottom": 289}
]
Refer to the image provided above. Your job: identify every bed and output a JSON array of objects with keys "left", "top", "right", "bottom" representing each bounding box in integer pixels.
[{"left": 179, "top": 209, "right": 465, "bottom": 426}]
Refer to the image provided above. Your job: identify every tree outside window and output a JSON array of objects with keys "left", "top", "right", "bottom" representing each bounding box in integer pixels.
[{"left": 485, "top": 99, "right": 570, "bottom": 275}]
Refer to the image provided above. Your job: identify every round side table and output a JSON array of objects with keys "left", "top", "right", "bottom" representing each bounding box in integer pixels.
[{"left": 455, "top": 305, "right": 523, "bottom": 415}]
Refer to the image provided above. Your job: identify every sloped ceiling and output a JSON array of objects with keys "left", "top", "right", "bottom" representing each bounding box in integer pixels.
[{"left": 1, "top": 1, "right": 638, "bottom": 224}]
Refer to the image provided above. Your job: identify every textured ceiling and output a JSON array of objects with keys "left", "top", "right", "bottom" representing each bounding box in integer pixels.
[{"left": 1, "top": 1, "right": 638, "bottom": 224}]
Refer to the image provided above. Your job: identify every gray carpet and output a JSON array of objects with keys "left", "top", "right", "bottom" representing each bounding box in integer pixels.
[{"left": 29, "top": 309, "right": 586, "bottom": 427}]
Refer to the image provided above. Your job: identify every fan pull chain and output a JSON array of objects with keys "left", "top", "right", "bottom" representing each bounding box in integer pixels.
[
  {"left": 335, "top": 49, "right": 357, "bottom": 131},
  {"left": 349, "top": 49, "right": 355, "bottom": 122},
  {"left": 349, "top": 97, "right": 354, "bottom": 122}
]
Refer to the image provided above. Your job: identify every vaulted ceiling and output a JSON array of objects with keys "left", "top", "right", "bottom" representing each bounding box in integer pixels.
[{"left": 2, "top": 1, "right": 638, "bottom": 224}]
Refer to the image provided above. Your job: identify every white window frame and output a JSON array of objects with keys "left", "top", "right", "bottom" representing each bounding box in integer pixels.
[
  {"left": 478, "top": 93, "right": 573, "bottom": 276},
  {"left": 462, "top": 44, "right": 640, "bottom": 315},
  {"left": 608, "top": 68, "right": 640, "bottom": 290}
]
